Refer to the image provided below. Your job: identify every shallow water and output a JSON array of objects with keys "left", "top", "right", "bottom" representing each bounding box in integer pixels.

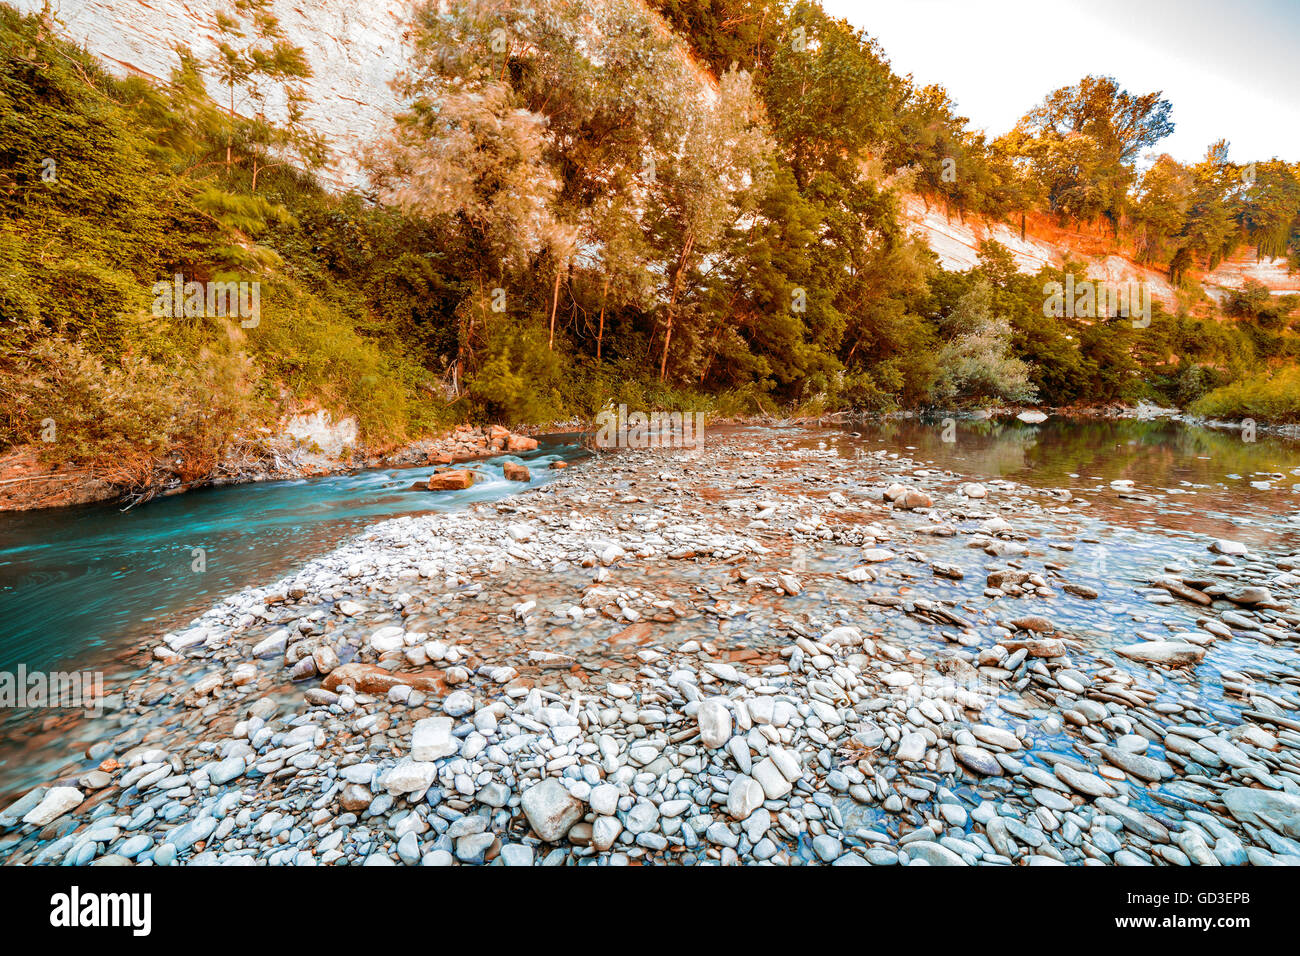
[
  {"left": 830, "top": 415, "right": 1300, "bottom": 542},
  {"left": 0, "top": 437, "right": 593, "bottom": 794},
  {"left": 798, "top": 416, "right": 1300, "bottom": 692},
  {"left": 0, "top": 437, "right": 588, "bottom": 678},
  {"left": 530, "top": 417, "right": 1300, "bottom": 701}
]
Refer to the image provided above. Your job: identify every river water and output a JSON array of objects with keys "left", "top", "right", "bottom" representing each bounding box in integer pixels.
[
  {"left": 0, "top": 438, "right": 588, "bottom": 677},
  {"left": 834, "top": 415, "right": 1300, "bottom": 546},
  {"left": 0, "top": 416, "right": 1298, "bottom": 801}
]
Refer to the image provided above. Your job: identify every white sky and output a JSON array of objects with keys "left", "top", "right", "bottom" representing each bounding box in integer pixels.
[{"left": 820, "top": 0, "right": 1300, "bottom": 164}]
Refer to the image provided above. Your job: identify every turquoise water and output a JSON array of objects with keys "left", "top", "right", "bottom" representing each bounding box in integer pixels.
[
  {"left": 5, "top": 418, "right": 1298, "bottom": 679},
  {"left": 0, "top": 437, "right": 588, "bottom": 677}
]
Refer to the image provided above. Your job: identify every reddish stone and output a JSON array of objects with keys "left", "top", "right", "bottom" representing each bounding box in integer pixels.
[
  {"left": 425, "top": 469, "right": 475, "bottom": 491},
  {"left": 321, "top": 663, "right": 442, "bottom": 695}
]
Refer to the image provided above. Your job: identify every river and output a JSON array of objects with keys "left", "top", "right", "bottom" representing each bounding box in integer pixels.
[
  {"left": 0, "top": 437, "right": 588, "bottom": 795},
  {"left": 1, "top": 416, "right": 1298, "bottom": 812}
]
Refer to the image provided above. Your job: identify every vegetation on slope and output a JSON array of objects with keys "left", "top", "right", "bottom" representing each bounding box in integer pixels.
[{"left": 2, "top": 0, "right": 1299, "bottom": 493}]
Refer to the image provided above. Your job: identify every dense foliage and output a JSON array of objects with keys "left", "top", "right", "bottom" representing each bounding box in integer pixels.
[
  {"left": 3, "top": 0, "right": 1299, "bottom": 482},
  {"left": 0, "top": 3, "right": 441, "bottom": 477}
]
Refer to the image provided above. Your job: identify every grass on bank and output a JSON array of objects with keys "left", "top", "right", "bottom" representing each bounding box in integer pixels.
[{"left": 1191, "top": 366, "right": 1300, "bottom": 424}]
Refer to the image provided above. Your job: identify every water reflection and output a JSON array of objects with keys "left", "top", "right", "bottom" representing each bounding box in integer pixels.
[{"left": 810, "top": 416, "right": 1300, "bottom": 548}]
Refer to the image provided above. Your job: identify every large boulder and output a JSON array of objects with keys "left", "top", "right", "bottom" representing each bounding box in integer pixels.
[
  {"left": 1153, "top": 578, "right": 1212, "bottom": 605},
  {"left": 696, "top": 698, "right": 732, "bottom": 748},
  {"left": 380, "top": 760, "right": 437, "bottom": 796},
  {"left": 883, "top": 483, "right": 931, "bottom": 509},
  {"left": 411, "top": 716, "right": 458, "bottom": 761},
  {"left": 1226, "top": 586, "right": 1272, "bottom": 606},
  {"left": 999, "top": 637, "right": 1066, "bottom": 658},
  {"left": 726, "top": 775, "right": 765, "bottom": 820},
  {"left": 425, "top": 469, "right": 476, "bottom": 491},
  {"left": 1115, "top": 641, "right": 1205, "bottom": 667},
  {"left": 1224, "top": 788, "right": 1300, "bottom": 840},
  {"left": 954, "top": 745, "right": 1002, "bottom": 776},
  {"left": 987, "top": 569, "right": 1031, "bottom": 590},
  {"left": 893, "top": 488, "right": 933, "bottom": 510},
  {"left": 1010, "top": 616, "right": 1054, "bottom": 633},
  {"left": 520, "top": 779, "right": 583, "bottom": 842},
  {"left": 1209, "top": 539, "right": 1248, "bottom": 555},
  {"left": 22, "top": 787, "right": 83, "bottom": 826},
  {"left": 322, "top": 663, "right": 440, "bottom": 695}
]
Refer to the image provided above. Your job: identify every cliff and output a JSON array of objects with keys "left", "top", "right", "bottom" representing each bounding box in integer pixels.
[
  {"left": 28, "top": 0, "right": 1300, "bottom": 300},
  {"left": 25, "top": 0, "right": 411, "bottom": 185},
  {"left": 900, "top": 195, "right": 1300, "bottom": 304}
]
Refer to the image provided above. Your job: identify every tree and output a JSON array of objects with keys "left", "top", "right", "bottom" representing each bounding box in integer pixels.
[
  {"left": 378, "top": 0, "right": 775, "bottom": 387},
  {"left": 648, "top": 68, "right": 774, "bottom": 381},
  {"left": 761, "top": 2, "right": 900, "bottom": 189},
  {"left": 648, "top": 0, "right": 787, "bottom": 75},
  {"left": 370, "top": 81, "right": 578, "bottom": 381},
  {"left": 999, "top": 123, "right": 1107, "bottom": 222},
  {"left": 1178, "top": 140, "right": 1238, "bottom": 272},
  {"left": 1024, "top": 75, "right": 1173, "bottom": 164},
  {"left": 208, "top": 0, "right": 323, "bottom": 185},
  {"left": 887, "top": 84, "right": 1007, "bottom": 218},
  {"left": 1234, "top": 159, "right": 1300, "bottom": 263},
  {"left": 700, "top": 159, "right": 843, "bottom": 398},
  {"left": 930, "top": 280, "right": 1037, "bottom": 406},
  {"left": 1006, "top": 75, "right": 1173, "bottom": 231},
  {"left": 1131, "top": 155, "right": 1193, "bottom": 266}
]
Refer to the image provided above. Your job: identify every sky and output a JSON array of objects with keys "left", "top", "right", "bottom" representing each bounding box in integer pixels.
[{"left": 820, "top": 0, "right": 1300, "bottom": 165}]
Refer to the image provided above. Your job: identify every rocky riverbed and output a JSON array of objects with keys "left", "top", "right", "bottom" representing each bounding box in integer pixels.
[{"left": 3, "top": 425, "right": 1300, "bottom": 866}]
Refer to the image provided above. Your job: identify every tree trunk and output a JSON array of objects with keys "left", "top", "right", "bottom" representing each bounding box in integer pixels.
[
  {"left": 547, "top": 267, "right": 563, "bottom": 350},
  {"left": 596, "top": 274, "right": 609, "bottom": 362},
  {"left": 699, "top": 291, "right": 740, "bottom": 384},
  {"left": 459, "top": 279, "right": 489, "bottom": 390},
  {"left": 226, "top": 86, "right": 234, "bottom": 171},
  {"left": 659, "top": 234, "right": 694, "bottom": 382},
  {"left": 699, "top": 320, "right": 722, "bottom": 385}
]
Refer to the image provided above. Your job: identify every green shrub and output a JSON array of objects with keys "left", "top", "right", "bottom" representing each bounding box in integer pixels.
[
  {"left": 1190, "top": 367, "right": 1300, "bottom": 423},
  {"left": 2, "top": 338, "right": 263, "bottom": 465},
  {"left": 0, "top": 4, "right": 441, "bottom": 470},
  {"left": 464, "top": 319, "right": 568, "bottom": 424}
]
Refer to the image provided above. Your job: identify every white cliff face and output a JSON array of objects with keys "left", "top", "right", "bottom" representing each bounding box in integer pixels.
[
  {"left": 900, "top": 195, "right": 1300, "bottom": 300},
  {"left": 33, "top": 2, "right": 1294, "bottom": 299},
  {"left": 22, "top": 0, "right": 413, "bottom": 185},
  {"left": 25, "top": 0, "right": 716, "bottom": 188}
]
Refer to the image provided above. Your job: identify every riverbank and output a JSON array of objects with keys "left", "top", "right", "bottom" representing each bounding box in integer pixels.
[
  {"left": 2, "top": 424, "right": 1300, "bottom": 866},
  {"left": 0, "top": 424, "right": 543, "bottom": 513},
  {"left": 807, "top": 401, "right": 1300, "bottom": 440},
  {"left": 8, "top": 400, "right": 1297, "bottom": 516}
]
